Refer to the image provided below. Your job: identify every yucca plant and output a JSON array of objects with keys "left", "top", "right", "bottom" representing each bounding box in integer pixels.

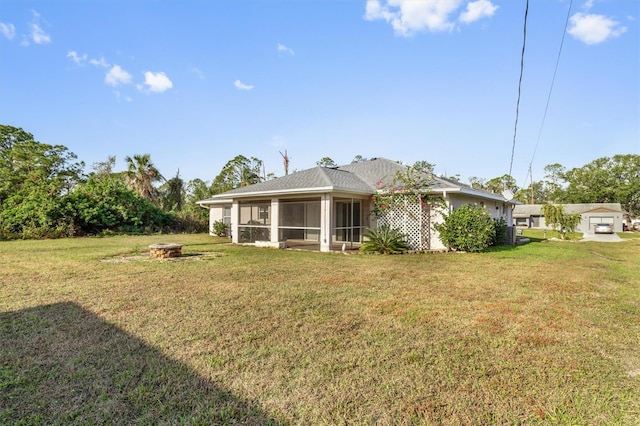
[{"left": 360, "top": 225, "right": 410, "bottom": 254}]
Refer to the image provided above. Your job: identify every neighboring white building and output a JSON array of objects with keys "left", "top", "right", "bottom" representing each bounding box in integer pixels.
[
  {"left": 198, "top": 158, "right": 518, "bottom": 252},
  {"left": 513, "top": 203, "right": 625, "bottom": 233}
]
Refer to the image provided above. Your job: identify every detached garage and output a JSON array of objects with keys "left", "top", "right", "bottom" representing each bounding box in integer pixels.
[
  {"left": 513, "top": 203, "right": 624, "bottom": 233},
  {"left": 581, "top": 207, "right": 624, "bottom": 234}
]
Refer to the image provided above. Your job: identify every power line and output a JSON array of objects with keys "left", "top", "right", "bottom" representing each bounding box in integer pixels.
[
  {"left": 509, "top": 0, "right": 529, "bottom": 178},
  {"left": 524, "top": 0, "right": 574, "bottom": 186}
]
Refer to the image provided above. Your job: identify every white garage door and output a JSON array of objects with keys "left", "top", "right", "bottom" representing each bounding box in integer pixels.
[{"left": 589, "top": 216, "right": 614, "bottom": 231}]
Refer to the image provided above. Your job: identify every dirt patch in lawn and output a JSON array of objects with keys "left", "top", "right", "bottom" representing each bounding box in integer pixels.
[{"left": 101, "top": 252, "right": 223, "bottom": 263}]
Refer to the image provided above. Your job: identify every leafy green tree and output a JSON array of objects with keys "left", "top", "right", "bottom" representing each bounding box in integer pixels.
[
  {"left": 542, "top": 163, "right": 567, "bottom": 203},
  {"left": 90, "top": 155, "right": 117, "bottom": 178},
  {"left": 515, "top": 180, "right": 547, "bottom": 204},
  {"left": 468, "top": 176, "right": 486, "bottom": 190},
  {"left": 1, "top": 125, "right": 84, "bottom": 202},
  {"left": 124, "top": 154, "right": 164, "bottom": 202},
  {"left": 211, "top": 155, "right": 263, "bottom": 194},
  {"left": 541, "top": 204, "right": 581, "bottom": 239},
  {"left": 562, "top": 155, "right": 640, "bottom": 218},
  {"left": 0, "top": 125, "right": 85, "bottom": 238},
  {"left": 0, "top": 184, "right": 72, "bottom": 238},
  {"left": 187, "top": 178, "right": 212, "bottom": 203},
  {"left": 434, "top": 204, "right": 496, "bottom": 252},
  {"left": 409, "top": 160, "right": 435, "bottom": 176},
  {"left": 351, "top": 155, "right": 367, "bottom": 164},
  {"left": 67, "top": 173, "right": 173, "bottom": 235},
  {"left": 316, "top": 157, "right": 337, "bottom": 167},
  {"left": 179, "top": 178, "right": 213, "bottom": 224},
  {"left": 484, "top": 174, "right": 517, "bottom": 195}
]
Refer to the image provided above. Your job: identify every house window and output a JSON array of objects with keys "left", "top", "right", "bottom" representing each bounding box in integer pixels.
[
  {"left": 238, "top": 201, "right": 271, "bottom": 243},
  {"left": 223, "top": 206, "right": 231, "bottom": 225}
]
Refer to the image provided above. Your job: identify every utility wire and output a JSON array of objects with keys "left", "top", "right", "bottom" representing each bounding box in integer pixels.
[
  {"left": 523, "top": 0, "right": 573, "bottom": 186},
  {"left": 509, "top": 0, "right": 529, "bottom": 179}
]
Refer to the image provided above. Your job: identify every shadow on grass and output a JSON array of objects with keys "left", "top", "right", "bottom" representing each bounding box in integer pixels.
[{"left": 0, "top": 302, "right": 284, "bottom": 425}]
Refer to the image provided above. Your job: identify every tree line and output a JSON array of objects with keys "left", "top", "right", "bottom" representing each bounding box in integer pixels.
[
  {"left": 1, "top": 124, "right": 638, "bottom": 239},
  {"left": 466, "top": 155, "right": 640, "bottom": 220},
  {"left": 2, "top": 126, "right": 183, "bottom": 238},
  {"left": 0, "top": 125, "right": 294, "bottom": 239}
]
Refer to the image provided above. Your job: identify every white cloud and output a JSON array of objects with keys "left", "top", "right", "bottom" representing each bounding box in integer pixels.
[
  {"left": 28, "top": 11, "right": 50, "bottom": 45},
  {"left": 0, "top": 22, "right": 16, "bottom": 40},
  {"left": 114, "top": 90, "right": 133, "bottom": 103},
  {"left": 140, "top": 71, "right": 173, "bottom": 93},
  {"left": 365, "top": 0, "right": 395, "bottom": 24},
  {"left": 234, "top": 79, "right": 254, "bottom": 91},
  {"left": 277, "top": 43, "right": 295, "bottom": 55},
  {"left": 90, "top": 56, "right": 109, "bottom": 68},
  {"left": 365, "top": 0, "right": 499, "bottom": 36},
  {"left": 67, "top": 50, "right": 87, "bottom": 65},
  {"left": 67, "top": 51, "right": 110, "bottom": 68},
  {"left": 459, "top": 0, "right": 498, "bottom": 24},
  {"left": 192, "top": 67, "right": 205, "bottom": 80},
  {"left": 19, "top": 11, "right": 51, "bottom": 46},
  {"left": 30, "top": 23, "right": 50, "bottom": 44},
  {"left": 365, "top": 0, "right": 463, "bottom": 36},
  {"left": 568, "top": 12, "right": 626, "bottom": 44},
  {"left": 105, "top": 65, "right": 132, "bottom": 87}
]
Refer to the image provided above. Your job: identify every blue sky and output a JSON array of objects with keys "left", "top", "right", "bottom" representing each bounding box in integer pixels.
[{"left": 1, "top": 0, "right": 638, "bottom": 188}]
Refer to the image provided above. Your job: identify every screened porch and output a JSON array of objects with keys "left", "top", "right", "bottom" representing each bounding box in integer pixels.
[{"left": 235, "top": 197, "right": 369, "bottom": 251}]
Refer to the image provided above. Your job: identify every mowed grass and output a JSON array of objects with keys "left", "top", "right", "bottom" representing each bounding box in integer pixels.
[{"left": 1, "top": 234, "right": 639, "bottom": 425}]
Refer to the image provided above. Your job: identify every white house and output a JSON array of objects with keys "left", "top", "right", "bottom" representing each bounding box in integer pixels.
[{"left": 198, "top": 158, "right": 518, "bottom": 252}]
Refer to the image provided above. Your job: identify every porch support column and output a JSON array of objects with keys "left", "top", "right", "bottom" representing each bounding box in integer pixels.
[
  {"left": 270, "top": 198, "right": 280, "bottom": 243},
  {"left": 320, "top": 193, "right": 333, "bottom": 252},
  {"left": 231, "top": 200, "right": 239, "bottom": 244}
]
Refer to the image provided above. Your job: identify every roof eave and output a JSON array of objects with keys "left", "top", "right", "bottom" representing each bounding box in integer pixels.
[
  {"left": 427, "top": 187, "right": 516, "bottom": 203},
  {"left": 197, "top": 198, "right": 233, "bottom": 207},
  {"left": 199, "top": 185, "right": 373, "bottom": 202}
]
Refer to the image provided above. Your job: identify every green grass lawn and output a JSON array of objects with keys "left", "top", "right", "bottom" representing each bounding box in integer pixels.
[
  {"left": 1, "top": 234, "right": 639, "bottom": 424},
  {"left": 518, "top": 228, "right": 583, "bottom": 241}
]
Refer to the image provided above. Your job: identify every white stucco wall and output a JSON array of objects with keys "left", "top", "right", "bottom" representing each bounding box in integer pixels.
[
  {"left": 208, "top": 206, "right": 225, "bottom": 235},
  {"left": 429, "top": 205, "right": 447, "bottom": 250},
  {"left": 446, "top": 194, "right": 510, "bottom": 220}
]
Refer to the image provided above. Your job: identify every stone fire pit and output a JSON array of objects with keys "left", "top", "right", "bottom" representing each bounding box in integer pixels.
[{"left": 149, "top": 243, "right": 183, "bottom": 259}]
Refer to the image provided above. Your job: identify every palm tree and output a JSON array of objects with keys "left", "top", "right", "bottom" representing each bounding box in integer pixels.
[{"left": 124, "top": 154, "right": 164, "bottom": 202}]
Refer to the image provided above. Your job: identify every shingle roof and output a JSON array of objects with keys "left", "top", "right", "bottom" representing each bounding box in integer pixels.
[
  {"left": 198, "top": 157, "right": 517, "bottom": 204},
  {"left": 207, "top": 165, "right": 375, "bottom": 198},
  {"left": 338, "top": 157, "right": 406, "bottom": 188}
]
